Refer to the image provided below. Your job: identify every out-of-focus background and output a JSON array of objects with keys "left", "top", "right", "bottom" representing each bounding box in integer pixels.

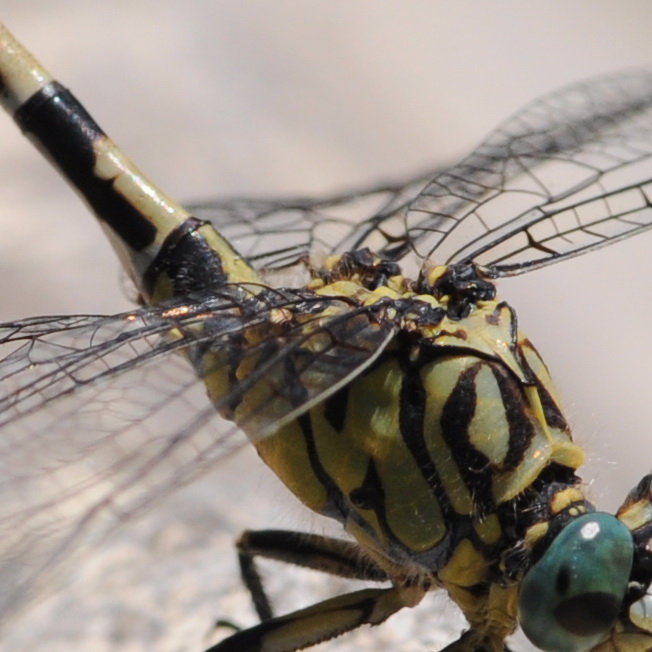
[{"left": 2, "top": 3, "right": 652, "bottom": 651}]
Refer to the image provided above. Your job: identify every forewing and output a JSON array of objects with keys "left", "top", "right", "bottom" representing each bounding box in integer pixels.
[{"left": 405, "top": 70, "right": 652, "bottom": 275}]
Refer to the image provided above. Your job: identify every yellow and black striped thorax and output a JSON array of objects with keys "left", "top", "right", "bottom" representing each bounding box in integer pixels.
[{"left": 215, "top": 258, "right": 590, "bottom": 582}]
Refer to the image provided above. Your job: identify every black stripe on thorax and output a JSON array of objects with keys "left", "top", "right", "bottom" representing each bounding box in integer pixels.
[
  {"left": 532, "top": 376, "right": 569, "bottom": 432},
  {"left": 439, "top": 361, "right": 537, "bottom": 515},
  {"left": 323, "top": 386, "right": 349, "bottom": 432},
  {"left": 298, "top": 412, "right": 351, "bottom": 522},
  {"left": 300, "top": 405, "right": 398, "bottom": 549},
  {"left": 13, "top": 81, "right": 157, "bottom": 250},
  {"left": 439, "top": 363, "right": 496, "bottom": 516},
  {"left": 493, "top": 364, "right": 537, "bottom": 470},
  {"left": 397, "top": 351, "right": 456, "bottom": 522}
]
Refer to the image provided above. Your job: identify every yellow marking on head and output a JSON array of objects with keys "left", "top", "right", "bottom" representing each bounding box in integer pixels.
[
  {"left": 523, "top": 522, "right": 549, "bottom": 550},
  {"left": 549, "top": 487, "right": 586, "bottom": 515}
]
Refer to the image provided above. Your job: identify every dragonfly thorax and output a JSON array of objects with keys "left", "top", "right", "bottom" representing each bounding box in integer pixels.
[{"left": 252, "top": 264, "right": 588, "bottom": 599}]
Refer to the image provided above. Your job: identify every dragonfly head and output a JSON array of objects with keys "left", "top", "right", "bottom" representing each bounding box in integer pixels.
[
  {"left": 518, "top": 471, "right": 652, "bottom": 652},
  {"left": 518, "top": 511, "right": 633, "bottom": 652},
  {"left": 585, "top": 473, "right": 652, "bottom": 652}
]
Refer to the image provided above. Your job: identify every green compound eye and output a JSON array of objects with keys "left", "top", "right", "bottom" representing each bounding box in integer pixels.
[{"left": 518, "top": 513, "right": 633, "bottom": 652}]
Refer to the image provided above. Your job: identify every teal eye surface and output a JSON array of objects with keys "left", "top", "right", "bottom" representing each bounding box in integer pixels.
[{"left": 518, "top": 513, "right": 633, "bottom": 652}]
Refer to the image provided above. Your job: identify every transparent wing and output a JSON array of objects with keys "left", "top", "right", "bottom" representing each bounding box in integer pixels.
[
  {"left": 0, "top": 312, "right": 221, "bottom": 622},
  {"left": 403, "top": 70, "right": 652, "bottom": 275},
  {"left": 188, "top": 170, "right": 434, "bottom": 274},
  {"left": 191, "top": 71, "right": 652, "bottom": 279},
  {"left": 0, "top": 291, "right": 393, "bottom": 624}
]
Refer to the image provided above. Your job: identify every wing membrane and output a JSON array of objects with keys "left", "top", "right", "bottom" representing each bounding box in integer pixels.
[
  {"left": 404, "top": 70, "right": 652, "bottom": 274},
  {"left": 188, "top": 171, "right": 434, "bottom": 274},
  {"left": 0, "top": 289, "right": 393, "bottom": 620},
  {"left": 190, "top": 72, "right": 652, "bottom": 278}
]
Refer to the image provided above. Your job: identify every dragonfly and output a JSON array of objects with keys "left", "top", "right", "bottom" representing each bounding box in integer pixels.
[{"left": 2, "top": 21, "right": 652, "bottom": 652}]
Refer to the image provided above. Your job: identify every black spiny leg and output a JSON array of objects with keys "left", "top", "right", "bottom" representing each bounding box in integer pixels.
[
  {"left": 237, "top": 529, "right": 389, "bottom": 621},
  {"left": 205, "top": 586, "right": 426, "bottom": 652},
  {"left": 204, "top": 529, "right": 411, "bottom": 652},
  {"left": 439, "top": 629, "right": 514, "bottom": 652}
]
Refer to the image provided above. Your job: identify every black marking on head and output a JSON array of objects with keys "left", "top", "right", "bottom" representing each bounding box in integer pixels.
[{"left": 14, "top": 82, "right": 157, "bottom": 249}]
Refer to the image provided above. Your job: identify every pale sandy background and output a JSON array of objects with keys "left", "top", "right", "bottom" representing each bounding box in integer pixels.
[{"left": 1, "top": 3, "right": 652, "bottom": 651}]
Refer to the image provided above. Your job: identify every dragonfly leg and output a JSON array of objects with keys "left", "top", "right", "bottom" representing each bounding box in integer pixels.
[
  {"left": 236, "top": 528, "right": 389, "bottom": 621},
  {"left": 439, "top": 629, "right": 513, "bottom": 652},
  {"left": 438, "top": 582, "right": 519, "bottom": 652},
  {"left": 204, "top": 583, "right": 425, "bottom": 652}
]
